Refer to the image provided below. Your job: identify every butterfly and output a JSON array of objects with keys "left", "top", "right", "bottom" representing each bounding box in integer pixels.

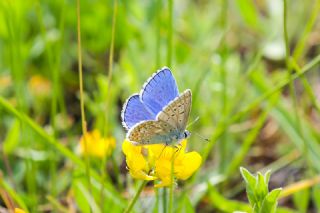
[{"left": 121, "top": 67, "right": 192, "bottom": 145}]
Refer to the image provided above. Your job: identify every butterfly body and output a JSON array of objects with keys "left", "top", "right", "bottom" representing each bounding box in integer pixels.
[{"left": 121, "top": 67, "right": 192, "bottom": 146}]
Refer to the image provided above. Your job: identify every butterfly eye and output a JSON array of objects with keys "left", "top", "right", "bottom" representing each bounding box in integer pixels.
[
  {"left": 184, "top": 131, "right": 188, "bottom": 138},
  {"left": 183, "top": 130, "right": 191, "bottom": 139}
]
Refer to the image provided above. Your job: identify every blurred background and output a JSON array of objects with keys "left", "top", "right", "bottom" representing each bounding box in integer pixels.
[{"left": 1, "top": 0, "right": 320, "bottom": 212}]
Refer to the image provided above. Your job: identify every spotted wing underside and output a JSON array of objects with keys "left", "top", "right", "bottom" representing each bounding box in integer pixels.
[{"left": 127, "top": 90, "right": 192, "bottom": 145}]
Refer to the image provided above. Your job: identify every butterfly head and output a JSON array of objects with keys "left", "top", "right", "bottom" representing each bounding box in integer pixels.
[{"left": 183, "top": 130, "right": 191, "bottom": 139}]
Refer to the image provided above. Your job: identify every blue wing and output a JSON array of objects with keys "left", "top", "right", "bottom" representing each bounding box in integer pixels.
[
  {"left": 121, "top": 94, "right": 155, "bottom": 130},
  {"left": 140, "top": 67, "right": 179, "bottom": 115}
]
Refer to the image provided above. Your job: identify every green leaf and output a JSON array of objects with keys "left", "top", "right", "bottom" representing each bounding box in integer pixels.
[
  {"left": 235, "top": 0, "right": 261, "bottom": 31},
  {"left": 72, "top": 177, "right": 101, "bottom": 213},
  {"left": 265, "top": 171, "right": 271, "bottom": 185},
  {"left": 260, "top": 188, "right": 282, "bottom": 213},
  {"left": 293, "top": 188, "right": 310, "bottom": 212},
  {"left": 240, "top": 167, "right": 258, "bottom": 207},
  {"left": 207, "top": 182, "right": 252, "bottom": 212},
  {"left": 256, "top": 172, "right": 268, "bottom": 203},
  {"left": 180, "top": 195, "right": 195, "bottom": 213},
  {"left": 3, "top": 119, "right": 20, "bottom": 154},
  {"left": 240, "top": 168, "right": 283, "bottom": 213},
  {"left": 312, "top": 185, "right": 320, "bottom": 211},
  {"left": 240, "top": 167, "right": 256, "bottom": 186}
]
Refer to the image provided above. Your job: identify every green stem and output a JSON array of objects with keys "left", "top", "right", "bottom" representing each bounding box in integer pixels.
[
  {"left": 35, "top": 0, "right": 60, "bottom": 196},
  {"left": 99, "top": 154, "right": 108, "bottom": 212},
  {"left": 76, "top": 0, "right": 92, "bottom": 211},
  {"left": 291, "top": 0, "right": 320, "bottom": 113},
  {"left": 226, "top": 98, "right": 275, "bottom": 176},
  {"left": 218, "top": 0, "right": 228, "bottom": 173},
  {"left": 166, "top": 1, "right": 173, "bottom": 209},
  {"left": 100, "top": 0, "right": 117, "bottom": 210},
  {"left": 168, "top": 152, "right": 176, "bottom": 213},
  {"left": 46, "top": 195, "right": 70, "bottom": 213},
  {"left": 200, "top": 53, "right": 320, "bottom": 174},
  {"left": 124, "top": 181, "right": 147, "bottom": 213},
  {"left": 155, "top": 0, "right": 161, "bottom": 68},
  {"left": 293, "top": 0, "right": 320, "bottom": 60},
  {"left": 162, "top": 188, "right": 167, "bottom": 213},
  {"left": 283, "top": 0, "right": 305, "bottom": 156},
  {"left": 185, "top": 52, "right": 320, "bottom": 189},
  {"left": 167, "top": 0, "right": 173, "bottom": 67},
  {"left": 0, "top": 177, "right": 29, "bottom": 213},
  {"left": 290, "top": 59, "right": 320, "bottom": 112},
  {"left": 155, "top": 188, "right": 160, "bottom": 213},
  {"left": 104, "top": 0, "right": 117, "bottom": 134},
  {"left": 0, "top": 96, "right": 126, "bottom": 208}
]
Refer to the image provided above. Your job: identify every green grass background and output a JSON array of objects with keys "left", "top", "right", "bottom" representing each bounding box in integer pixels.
[{"left": 1, "top": 0, "right": 320, "bottom": 212}]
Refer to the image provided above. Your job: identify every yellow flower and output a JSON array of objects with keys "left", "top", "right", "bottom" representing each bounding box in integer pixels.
[
  {"left": 122, "top": 139, "right": 202, "bottom": 187},
  {"left": 80, "top": 130, "right": 116, "bottom": 158},
  {"left": 14, "top": 208, "right": 26, "bottom": 213},
  {"left": 122, "top": 140, "right": 157, "bottom": 180},
  {"left": 28, "top": 75, "right": 51, "bottom": 98}
]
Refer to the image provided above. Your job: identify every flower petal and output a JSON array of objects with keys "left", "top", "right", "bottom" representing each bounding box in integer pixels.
[
  {"left": 175, "top": 151, "right": 202, "bottom": 180},
  {"left": 122, "top": 140, "right": 157, "bottom": 180},
  {"left": 130, "top": 169, "right": 157, "bottom": 181},
  {"left": 122, "top": 140, "right": 141, "bottom": 155},
  {"left": 80, "top": 130, "right": 116, "bottom": 158},
  {"left": 14, "top": 208, "right": 26, "bottom": 213}
]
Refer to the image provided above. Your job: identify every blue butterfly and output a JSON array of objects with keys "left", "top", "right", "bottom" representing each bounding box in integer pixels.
[{"left": 121, "top": 67, "right": 192, "bottom": 145}]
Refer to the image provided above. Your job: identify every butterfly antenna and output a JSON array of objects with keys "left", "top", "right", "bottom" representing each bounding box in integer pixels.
[
  {"left": 193, "top": 131, "right": 210, "bottom": 142},
  {"left": 187, "top": 116, "right": 200, "bottom": 128},
  {"left": 187, "top": 117, "right": 209, "bottom": 142}
]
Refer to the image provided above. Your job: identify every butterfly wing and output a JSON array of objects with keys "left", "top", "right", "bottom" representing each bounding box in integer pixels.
[
  {"left": 140, "top": 67, "right": 179, "bottom": 115},
  {"left": 127, "top": 120, "right": 179, "bottom": 145},
  {"left": 121, "top": 94, "right": 156, "bottom": 130},
  {"left": 157, "top": 89, "right": 192, "bottom": 132},
  {"left": 127, "top": 90, "right": 192, "bottom": 145}
]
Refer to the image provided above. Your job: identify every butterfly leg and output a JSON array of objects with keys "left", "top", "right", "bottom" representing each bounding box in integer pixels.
[
  {"left": 157, "top": 145, "right": 167, "bottom": 159},
  {"left": 174, "top": 144, "right": 182, "bottom": 153}
]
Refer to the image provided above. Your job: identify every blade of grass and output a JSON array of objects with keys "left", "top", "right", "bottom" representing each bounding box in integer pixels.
[
  {"left": 100, "top": 0, "right": 117, "bottom": 211},
  {"left": 124, "top": 180, "right": 147, "bottom": 213},
  {"left": 167, "top": 0, "right": 173, "bottom": 67},
  {"left": 76, "top": 0, "right": 92, "bottom": 210},
  {"left": 155, "top": 0, "right": 161, "bottom": 68},
  {"left": 0, "top": 176, "right": 29, "bottom": 213},
  {"left": 169, "top": 152, "right": 176, "bottom": 213},
  {"left": 0, "top": 96, "right": 126, "bottom": 208},
  {"left": 165, "top": 1, "right": 173, "bottom": 212},
  {"left": 201, "top": 53, "right": 320, "bottom": 164},
  {"left": 290, "top": 58, "right": 320, "bottom": 112},
  {"left": 280, "top": 175, "right": 320, "bottom": 198},
  {"left": 183, "top": 53, "right": 320, "bottom": 193},
  {"left": 207, "top": 182, "right": 296, "bottom": 213},
  {"left": 217, "top": 0, "right": 228, "bottom": 173},
  {"left": 2, "top": 1, "right": 38, "bottom": 208},
  {"left": 293, "top": 0, "right": 320, "bottom": 60},
  {"left": 225, "top": 96, "right": 277, "bottom": 176},
  {"left": 35, "top": 0, "right": 66, "bottom": 196},
  {"left": 46, "top": 195, "right": 70, "bottom": 213},
  {"left": 283, "top": 0, "right": 304, "bottom": 154}
]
